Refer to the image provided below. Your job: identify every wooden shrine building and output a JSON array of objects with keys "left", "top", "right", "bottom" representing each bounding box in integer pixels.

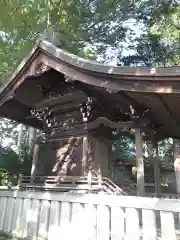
[{"left": 1, "top": 35, "right": 180, "bottom": 196}]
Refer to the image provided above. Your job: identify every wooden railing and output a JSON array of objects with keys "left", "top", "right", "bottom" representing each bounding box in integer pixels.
[
  {"left": 119, "top": 179, "right": 157, "bottom": 195},
  {"left": 18, "top": 175, "right": 126, "bottom": 195},
  {"left": 0, "top": 189, "right": 180, "bottom": 239},
  {"left": 19, "top": 175, "right": 180, "bottom": 198},
  {"left": 147, "top": 193, "right": 180, "bottom": 199}
]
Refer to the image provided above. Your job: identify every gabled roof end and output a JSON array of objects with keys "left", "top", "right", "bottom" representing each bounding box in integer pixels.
[{"left": 36, "top": 28, "right": 62, "bottom": 48}]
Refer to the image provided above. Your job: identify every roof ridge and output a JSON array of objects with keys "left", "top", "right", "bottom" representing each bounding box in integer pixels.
[{"left": 36, "top": 28, "right": 62, "bottom": 47}]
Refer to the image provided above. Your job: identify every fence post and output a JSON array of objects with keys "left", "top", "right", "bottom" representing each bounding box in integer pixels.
[
  {"left": 153, "top": 158, "right": 161, "bottom": 198},
  {"left": 18, "top": 174, "right": 23, "bottom": 186},
  {"left": 30, "top": 142, "right": 39, "bottom": 183},
  {"left": 87, "top": 170, "right": 92, "bottom": 188},
  {"left": 98, "top": 169, "right": 103, "bottom": 189}
]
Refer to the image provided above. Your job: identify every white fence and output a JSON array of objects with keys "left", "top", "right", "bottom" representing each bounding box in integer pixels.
[{"left": 0, "top": 189, "right": 180, "bottom": 239}]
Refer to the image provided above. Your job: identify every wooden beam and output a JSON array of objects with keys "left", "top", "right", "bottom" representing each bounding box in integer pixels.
[
  {"left": 46, "top": 117, "right": 150, "bottom": 140},
  {"left": 35, "top": 91, "right": 87, "bottom": 109},
  {"left": 116, "top": 92, "right": 145, "bottom": 119},
  {"left": 51, "top": 117, "right": 149, "bottom": 133},
  {"left": 46, "top": 128, "right": 88, "bottom": 140},
  {"left": 135, "top": 128, "right": 145, "bottom": 196},
  {"left": 129, "top": 92, "right": 180, "bottom": 137},
  {"left": 0, "top": 53, "right": 43, "bottom": 105},
  {"left": 50, "top": 102, "right": 82, "bottom": 113},
  {"left": 55, "top": 110, "right": 81, "bottom": 121},
  {"left": 156, "top": 95, "right": 180, "bottom": 135},
  {"left": 85, "top": 117, "right": 149, "bottom": 130},
  {"left": 77, "top": 84, "right": 132, "bottom": 116}
]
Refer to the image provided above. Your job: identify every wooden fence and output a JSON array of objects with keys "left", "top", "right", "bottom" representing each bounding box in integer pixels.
[
  {"left": 0, "top": 189, "right": 180, "bottom": 239},
  {"left": 18, "top": 175, "right": 125, "bottom": 195},
  {"left": 147, "top": 193, "right": 180, "bottom": 199}
]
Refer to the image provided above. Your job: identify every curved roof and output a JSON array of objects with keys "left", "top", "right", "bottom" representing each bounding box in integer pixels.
[
  {"left": 0, "top": 38, "right": 180, "bottom": 139},
  {"left": 39, "top": 40, "right": 180, "bottom": 77},
  {"left": 35, "top": 41, "right": 180, "bottom": 94},
  {"left": 1, "top": 38, "right": 180, "bottom": 97}
]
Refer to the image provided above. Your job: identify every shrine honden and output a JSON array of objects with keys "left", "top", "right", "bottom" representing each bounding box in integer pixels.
[{"left": 1, "top": 34, "right": 180, "bottom": 197}]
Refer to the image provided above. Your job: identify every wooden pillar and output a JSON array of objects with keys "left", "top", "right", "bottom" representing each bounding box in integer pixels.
[
  {"left": 82, "top": 135, "right": 88, "bottom": 175},
  {"left": 100, "top": 139, "right": 109, "bottom": 177},
  {"left": 108, "top": 140, "right": 113, "bottom": 177},
  {"left": 17, "top": 124, "right": 23, "bottom": 153},
  {"left": 135, "top": 128, "right": 145, "bottom": 196},
  {"left": 153, "top": 158, "right": 161, "bottom": 197},
  {"left": 28, "top": 127, "right": 37, "bottom": 150},
  {"left": 173, "top": 139, "right": 180, "bottom": 193},
  {"left": 92, "top": 137, "right": 109, "bottom": 177},
  {"left": 30, "top": 143, "right": 40, "bottom": 182},
  {"left": 25, "top": 126, "right": 29, "bottom": 145}
]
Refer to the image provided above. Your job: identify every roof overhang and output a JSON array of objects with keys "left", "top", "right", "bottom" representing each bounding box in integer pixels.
[{"left": 1, "top": 39, "right": 180, "bottom": 138}]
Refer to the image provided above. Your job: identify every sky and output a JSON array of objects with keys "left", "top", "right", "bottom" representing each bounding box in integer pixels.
[{"left": 99, "top": 18, "right": 144, "bottom": 65}]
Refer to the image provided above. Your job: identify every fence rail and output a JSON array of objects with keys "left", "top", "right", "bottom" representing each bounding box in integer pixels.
[
  {"left": 0, "top": 189, "right": 180, "bottom": 239},
  {"left": 147, "top": 193, "right": 180, "bottom": 199},
  {"left": 19, "top": 175, "right": 125, "bottom": 195}
]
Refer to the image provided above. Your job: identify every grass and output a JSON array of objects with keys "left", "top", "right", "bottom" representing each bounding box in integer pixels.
[
  {"left": 0, "top": 233, "right": 21, "bottom": 240},
  {"left": 0, "top": 234, "right": 12, "bottom": 240}
]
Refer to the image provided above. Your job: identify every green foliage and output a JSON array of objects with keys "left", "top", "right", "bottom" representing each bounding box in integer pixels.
[
  {"left": 119, "top": 1, "right": 180, "bottom": 67},
  {"left": 0, "top": 144, "right": 33, "bottom": 186},
  {"left": 158, "top": 139, "right": 173, "bottom": 163},
  {"left": 0, "top": 147, "right": 20, "bottom": 172},
  {"left": 114, "top": 136, "right": 134, "bottom": 161},
  {"left": 0, "top": 146, "right": 20, "bottom": 186},
  {"left": 19, "top": 145, "right": 33, "bottom": 176},
  {"left": 0, "top": 0, "right": 138, "bottom": 85},
  {"left": 0, "top": 118, "right": 18, "bottom": 147}
]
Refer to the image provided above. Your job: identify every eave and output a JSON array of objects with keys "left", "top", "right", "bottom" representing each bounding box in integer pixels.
[{"left": 0, "top": 38, "right": 180, "bottom": 139}]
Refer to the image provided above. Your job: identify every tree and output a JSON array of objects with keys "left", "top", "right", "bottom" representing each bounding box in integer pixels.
[
  {"left": 0, "top": 144, "right": 33, "bottom": 186},
  {"left": 117, "top": 1, "right": 180, "bottom": 192},
  {"left": 0, "top": 118, "right": 19, "bottom": 147},
  {"left": 0, "top": 1, "right": 140, "bottom": 160},
  {"left": 0, "top": 0, "right": 138, "bottom": 85},
  {"left": 118, "top": 1, "right": 180, "bottom": 67}
]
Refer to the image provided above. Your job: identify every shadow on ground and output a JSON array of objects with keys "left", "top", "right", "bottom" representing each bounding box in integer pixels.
[{"left": 0, "top": 233, "right": 21, "bottom": 240}]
